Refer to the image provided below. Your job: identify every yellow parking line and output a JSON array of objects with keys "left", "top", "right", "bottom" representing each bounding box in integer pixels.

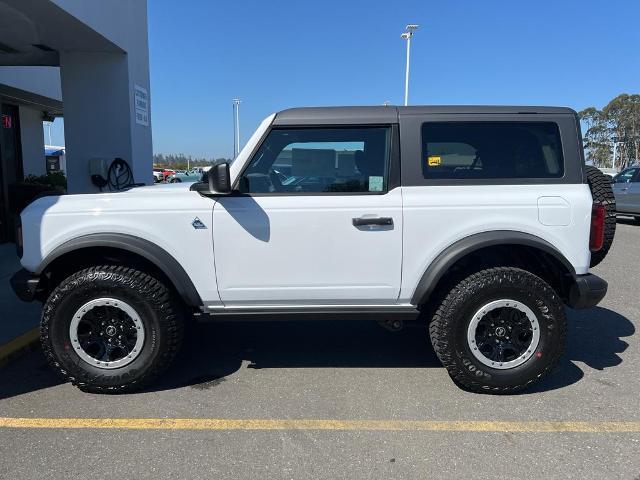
[
  {"left": 1, "top": 418, "right": 639, "bottom": 432},
  {"left": 0, "top": 328, "right": 39, "bottom": 368}
]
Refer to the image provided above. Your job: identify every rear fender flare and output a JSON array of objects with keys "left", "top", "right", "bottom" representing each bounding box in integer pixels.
[{"left": 410, "top": 230, "right": 576, "bottom": 305}]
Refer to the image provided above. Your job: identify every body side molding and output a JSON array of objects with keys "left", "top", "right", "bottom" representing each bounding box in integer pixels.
[
  {"left": 37, "top": 233, "right": 203, "bottom": 307},
  {"left": 410, "top": 230, "right": 576, "bottom": 305},
  {"left": 199, "top": 305, "right": 419, "bottom": 322}
]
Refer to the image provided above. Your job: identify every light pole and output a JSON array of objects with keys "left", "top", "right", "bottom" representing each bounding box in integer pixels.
[
  {"left": 401, "top": 24, "right": 419, "bottom": 106},
  {"left": 233, "top": 99, "right": 241, "bottom": 158},
  {"left": 45, "top": 121, "right": 53, "bottom": 145},
  {"left": 612, "top": 138, "right": 623, "bottom": 172}
]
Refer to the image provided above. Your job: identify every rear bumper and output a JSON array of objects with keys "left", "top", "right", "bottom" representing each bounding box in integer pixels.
[
  {"left": 10, "top": 269, "right": 41, "bottom": 303},
  {"left": 567, "top": 273, "right": 608, "bottom": 309}
]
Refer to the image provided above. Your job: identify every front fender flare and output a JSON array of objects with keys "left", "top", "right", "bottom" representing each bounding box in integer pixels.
[
  {"left": 410, "top": 230, "right": 576, "bottom": 306},
  {"left": 37, "top": 233, "right": 203, "bottom": 307}
]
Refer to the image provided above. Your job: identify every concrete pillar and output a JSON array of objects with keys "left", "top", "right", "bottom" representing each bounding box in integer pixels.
[
  {"left": 18, "top": 105, "right": 46, "bottom": 177},
  {"left": 58, "top": 16, "right": 152, "bottom": 193}
]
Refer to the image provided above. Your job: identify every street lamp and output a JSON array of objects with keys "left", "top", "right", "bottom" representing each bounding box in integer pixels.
[
  {"left": 44, "top": 121, "right": 53, "bottom": 145},
  {"left": 401, "top": 24, "right": 419, "bottom": 106},
  {"left": 233, "top": 99, "right": 242, "bottom": 158},
  {"left": 611, "top": 137, "right": 623, "bottom": 172}
]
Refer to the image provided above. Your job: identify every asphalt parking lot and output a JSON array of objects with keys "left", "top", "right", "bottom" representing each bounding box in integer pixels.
[{"left": 1, "top": 220, "right": 639, "bottom": 479}]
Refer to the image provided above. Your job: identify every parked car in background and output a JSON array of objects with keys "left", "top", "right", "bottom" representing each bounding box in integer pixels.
[
  {"left": 166, "top": 171, "right": 201, "bottom": 183},
  {"left": 612, "top": 165, "right": 640, "bottom": 222},
  {"left": 152, "top": 169, "right": 164, "bottom": 183},
  {"left": 161, "top": 169, "right": 176, "bottom": 181}
]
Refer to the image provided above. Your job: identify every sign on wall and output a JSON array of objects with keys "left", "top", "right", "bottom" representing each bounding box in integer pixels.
[
  {"left": 134, "top": 85, "right": 149, "bottom": 126},
  {"left": 1, "top": 114, "right": 11, "bottom": 129}
]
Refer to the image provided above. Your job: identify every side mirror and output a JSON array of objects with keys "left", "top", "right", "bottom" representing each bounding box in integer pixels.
[{"left": 207, "top": 163, "right": 231, "bottom": 194}]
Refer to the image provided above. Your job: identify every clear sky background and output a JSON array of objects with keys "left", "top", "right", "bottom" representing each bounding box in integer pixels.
[{"left": 47, "top": 0, "right": 640, "bottom": 159}]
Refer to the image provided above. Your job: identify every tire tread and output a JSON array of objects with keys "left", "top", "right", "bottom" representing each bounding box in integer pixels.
[
  {"left": 585, "top": 165, "right": 616, "bottom": 267},
  {"left": 429, "top": 267, "right": 566, "bottom": 394},
  {"left": 41, "top": 265, "right": 184, "bottom": 393}
]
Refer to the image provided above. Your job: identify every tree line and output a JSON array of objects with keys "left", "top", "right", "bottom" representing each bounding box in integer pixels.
[
  {"left": 153, "top": 153, "right": 232, "bottom": 170},
  {"left": 579, "top": 94, "right": 640, "bottom": 169}
]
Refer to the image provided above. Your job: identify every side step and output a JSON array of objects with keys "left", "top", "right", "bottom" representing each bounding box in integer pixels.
[{"left": 195, "top": 305, "right": 420, "bottom": 322}]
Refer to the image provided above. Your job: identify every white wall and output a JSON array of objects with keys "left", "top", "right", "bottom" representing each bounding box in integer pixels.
[
  {"left": 60, "top": 51, "right": 132, "bottom": 192},
  {"left": 18, "top": 105, "right": 46, "bottom": 176},
  {"left": 57, "top": 0, "right": 153, "bottom": 193}
]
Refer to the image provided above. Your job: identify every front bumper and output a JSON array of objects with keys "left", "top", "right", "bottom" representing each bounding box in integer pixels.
[
  {"left": 10, "top": 269, "right": 41, "bottom": 302},
  {"left": 566, "top": 273, "right": 608, "bottom": 309}
]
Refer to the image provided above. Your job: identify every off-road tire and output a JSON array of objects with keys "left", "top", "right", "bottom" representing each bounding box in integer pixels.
[
  {"left": 41, "top": 266, "right": 184, "bottom": 393},
  {"left": 585, "top": 165, "right": 616, "bottom": 267},
  {"left": 429, "top": 267, "right": 566, "bottom": 394}
]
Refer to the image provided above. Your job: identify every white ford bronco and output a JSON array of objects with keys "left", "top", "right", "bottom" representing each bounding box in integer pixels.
[{"left": 11, "top": 106, "right": 615, "bottom": 394}]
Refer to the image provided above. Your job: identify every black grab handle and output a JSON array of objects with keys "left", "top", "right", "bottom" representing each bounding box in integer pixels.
[{"left": 352, "top": 217, "right": 394, "bottom": 227}]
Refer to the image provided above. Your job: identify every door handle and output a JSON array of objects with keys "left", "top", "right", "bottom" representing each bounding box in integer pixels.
[{"left": 352, "top": 216, "right": 393, "bottom": 227}]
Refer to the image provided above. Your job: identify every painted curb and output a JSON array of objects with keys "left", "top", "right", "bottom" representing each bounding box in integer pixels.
[{"left": 0, "top": 328, "right": 39, "bottom": 368}]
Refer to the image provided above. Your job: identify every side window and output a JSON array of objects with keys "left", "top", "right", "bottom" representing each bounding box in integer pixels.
[
  {"left": 421, "top": 122, "right": 564, "bottom": 180},
  {"left": 613, "top": 168, "right": 638, "bottom": 183},
  {"left": 239, "top": 127, "right": 390, "bottom": 194}
]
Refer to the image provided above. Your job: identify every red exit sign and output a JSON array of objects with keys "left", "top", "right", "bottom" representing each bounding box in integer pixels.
[{"left": 1, "top": 114, "right": 11, "bottom": 129}]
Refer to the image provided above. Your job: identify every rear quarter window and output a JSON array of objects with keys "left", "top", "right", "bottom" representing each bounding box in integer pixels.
[{"left": 421, "top": 122, "right": 564, "bottom": 180}]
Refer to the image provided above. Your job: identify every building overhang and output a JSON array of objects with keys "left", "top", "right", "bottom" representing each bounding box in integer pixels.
[
  {"left": 0, "top": 0, "right": 124, "bottom": 67},
  {"left": 0, "top": 81, "right": 63, "bottom": 115}
]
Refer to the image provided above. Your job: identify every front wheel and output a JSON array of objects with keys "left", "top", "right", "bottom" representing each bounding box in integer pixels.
[
  {"left": 41, "top": 266, "right": 184, "bottom": 393},
  {"left": 429, "top": 267, "right": 566, "bottom": 394}
]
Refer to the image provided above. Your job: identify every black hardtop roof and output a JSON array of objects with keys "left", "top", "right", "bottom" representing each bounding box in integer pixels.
[{"left": 273, "top": 105, "right": 578, "bottom": 125}]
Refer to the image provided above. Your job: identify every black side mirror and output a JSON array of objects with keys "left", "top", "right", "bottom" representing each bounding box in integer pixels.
[{"left": 207, "top": 163, "right": 231, "bottom": 194}]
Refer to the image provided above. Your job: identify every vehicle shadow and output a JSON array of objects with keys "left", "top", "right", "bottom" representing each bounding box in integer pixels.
[
  {"left": 155, "top": 305, "right": 634, "bottom": 394},
  {"left": 0, "top": 347, "right": 63, "bottom": 399},
  {"left": 0, "top": 306, "right": 633, "bottom": 399},
  {"left": 215, "top": 195, "right": 270, "bottom": 242},
  {"left": 153, "top": 319, "right": 439, "bottom": 392},
  {"left": 527, "top": 306, "right": 634, "bottom": 393}
]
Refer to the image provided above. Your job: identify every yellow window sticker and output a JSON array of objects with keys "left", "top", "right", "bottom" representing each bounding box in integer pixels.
[{"left": 428, "top": 155, "right": 441, "bottom": 166}]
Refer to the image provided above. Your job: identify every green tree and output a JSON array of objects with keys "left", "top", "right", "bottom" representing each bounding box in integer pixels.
[
  {"left": 603, "top": 94, "right": 640, "bottom": 167},
  {"left": 579, "top": 94, "right": 640, "bottom": 169}
]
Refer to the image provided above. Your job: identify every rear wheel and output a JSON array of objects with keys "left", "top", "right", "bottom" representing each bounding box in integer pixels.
[
  {"left": 41, "top": 266, "right": 184, "bottom": 393},
  {"left": 585, "top": 165, "right": 616, "bottom": 267},
  {"left": 429, "top": 267, "right": 566, "bottom": 394}
]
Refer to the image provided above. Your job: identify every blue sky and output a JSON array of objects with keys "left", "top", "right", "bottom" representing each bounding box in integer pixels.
[{"left": 48, "top": 0, "right": 640, "bottom": 158}]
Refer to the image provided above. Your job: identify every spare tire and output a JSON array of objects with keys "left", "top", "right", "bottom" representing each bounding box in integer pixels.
[{"left": 585, "top": 165, "right": 616, "bottom": 267}]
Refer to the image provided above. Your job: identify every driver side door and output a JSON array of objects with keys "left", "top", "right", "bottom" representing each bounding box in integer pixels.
[{"left": 212, "top": 125, "right": 403, "bottom": 307}]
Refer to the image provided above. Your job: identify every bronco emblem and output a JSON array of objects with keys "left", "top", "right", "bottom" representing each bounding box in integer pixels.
[{"left": 191, "top": 217, "right": 207, "bottom": 230}]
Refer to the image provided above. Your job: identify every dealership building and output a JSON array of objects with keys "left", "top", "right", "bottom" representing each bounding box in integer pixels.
[{"left": 0, "top": 0, "right": 152, "bottom": 242}]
